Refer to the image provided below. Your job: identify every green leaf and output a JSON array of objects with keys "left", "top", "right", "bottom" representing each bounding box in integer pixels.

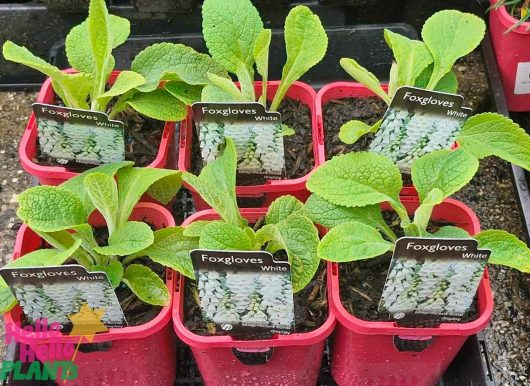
[
  {"left": 307, "top": 152, "right": 402, "bottom": 208},
  {"left": 318, "top": 221, "right": 392, "bottom": 262},
  {"left": 422, "top": 10, "right": 485, "bottom": 89},
  {"left": 94, "top": 221, "right": 154, "bottom": 256},
  {"left": 125, "top": 88, "right": 188, "bottom": 122},
  {"left": 91, "top": 260, "right": 123, "bottom": 288},
  {"left": 206, "top": 73, "right": 244, "bottom": 101},
  {"left": 411, "top": 149, "right": 479, "bottom": 202},
  {"left": 164, "top": 81, "right": 203, "bottom": 105},
  {"left": 201, "top": 84, "right": 238, "bottom": 102},
  {"left": 266, "top": 195, "right": 304, "bottom": 225},
  {"left": 83, "top": 173, "right": 118, "bottom": 234},
  {"left": 254, "top": 29, "right": 271, "bottom": 104},
  {"left": 256, "top": 214, "right": 319, "bottom": 292},
  {"left": 6, "top": 240, "right": 82, "bottom": 268},
  {"left": 116, "top": 167, "right": 181, "bottom": 225},
  {"left": 271, "top": 6, "right": 327, "bottom": 110},
  {"left": 97, "top": 71, "right": 145, "bottom": 109},
  {"left": 70, "top": 224, "right": 100, "bottom": 256},
  {"left": 182, "top": 138, "right": 245, "bottom": 227},
  {"left": 457, "top": 113, "right": 530, "bottom": 171},
  {"left": 122, "top": 264, "right": 170, "bottom": 306},
  {"left": 339, "top": 58, "right": 390, "bottom": 104},
  {"left": 384, "top": 29, "right": 433, "bottom": 87},
  {"left": 3, "top": 41, "right": 92, "bottom": 109},
  {"left": 131, "top": 42, "right": 229, "bottom": 92},
  {"left": 199, "top": 222, "right": 253, "bottom": 251},
  {"left": 65, "top": 14, "right": 129, "bottom": 73},
  {"left": 414, "top": 64, "right": 458, "bottom": 93},
  {"left": 137, "top": 227, "right": 197, "bottom": 279},
  {"left": 202, "top": 0, "right": 263, "bottom": 74},
  {"left": 475, "top": 230, "right": 530, "bottom": 272},
  {"left": 60, "top": 161, "right": 133, "bottom": 217},
  {"left": 281, "top": 124, "right": 295, "bottom": 136},
  {"left": 338, "top": 119, "right": 381, "bottom": 145},
  {"left": 236, "top": 62, "right": 255, "bottom": 101},
  {"left": 17, "top": 186, "right": 86, "bottom": 232},
  {"left": 413, "top": 188, "right": 444, "bottom": 235},
  {"left": 183, "top": 220, "right": 212, "bottom": 238},
  {"left": 0, "top": 285, "right": 17, "bottom": 314},
  {"left": 434, "top": 226, "right": 469, "bottom": 238}
]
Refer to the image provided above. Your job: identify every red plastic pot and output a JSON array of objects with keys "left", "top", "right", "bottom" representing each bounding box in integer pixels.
[
  {"left": 19, "top": 70, "right": 176, "bottom": 186},
  {"left": 178, "top": 81, "right": 322, "bottom": 210},
  {"left": 173, "top": 208, "right": 336, "bottom": 385},
  {"left": 4, "top": 202, "right": 177, "bottom": 386},
  {"left": 329, "top": 196, "right": 493, "bottom": 386},
  {"left": 489, "top": 0, "right": 530, "bottom": 111}
]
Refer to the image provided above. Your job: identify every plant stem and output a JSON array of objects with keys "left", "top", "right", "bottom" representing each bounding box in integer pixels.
[
  {"left": 377, "top": 221, "right": 398, "bottom": 243},
  {"left": 122, "top": 254, "right": 139, "bottom": 265}
]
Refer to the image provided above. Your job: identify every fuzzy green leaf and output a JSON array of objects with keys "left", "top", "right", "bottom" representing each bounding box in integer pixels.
[
  {"left": 254, "top": 28, "right": 271, "bottom": 103},
  {"left": 339, "top": 58, "right": 390, "bottom": 104},
  {"left": 199, "top": 222, "right": 253, "bottom": 251},
  {"left": 132, "top": 42, "right": 228, "bottom": 92},
  {"left": 236, "top": 62, "right": 255, "bottom": 101},
  {"left": 183, "top": 221, "right": 212, "bottom": 238},
  {"left": 281, "top": 124, "right": 295, "bottom": 136},
  {"left": 97, "top": 71, "right": 145, "bottom": 109},
  {"left": 202, "top": 0, "right": 263, "bottom": 74},
  {"left": 138, "top": 227, "right": 197, "bottom": 279},
  {"left": 457, "top": 113, "right": 530, "bottom": 171},
  {"left": 164, "top": 82, "right": 203, "bottom": 105},
  {"left": 434, "top": 226, "right": 470, "bottom": 238},
  {"left": 205, "top": 73, "right": 244, "bottom": 101},
  {"left": 318, "top": 221, "right": 391, "bottom": 262},
  {"left": 0, "top": 286, "right": 17, "bottom": 314},
  {"left": 413, "top": 188, "right": 444, "bottom": 235},
  {"left": 125, "top": 88, "right": 187, "bottom": 121},
  {"left": 94, "top": 221, "right": 154, "bottom": 256},
  {"left": 182, "top": 138, "right": 245, "bottom": 227},
  {"left": 83, "top": 172, "right": 119, "bottom": 234},
  {"left": 266, "top": 195, "right": 304, "bottom": 225},
  {"left": 271, "top": 6, "right": 327, "bottom": 110},
  {"left": 475, "top": 230, "right": 530, "bottom": 272},
  {"left": 7, "top": 240, "right": 82, "bottom": 268},
  {"left": 88, "top": 0, "right": 112, "bottom": 107},
  {"left": 411, "top": 149, "right": 479, "bottom": 202},
  {"left": 307, "top": 152, "right": 402, "bottom": 208},
  {"left": 122, "top": 264, "right": 170, "bottom": 306},
  {"left": 339, "top": 119, "right": 381, "bottom": 145},
  {"left": 201, "top": 84, "right": 238, "bottom": 102},
  {"left": 17, "top": 186, "right": 86, "bottom": 232},
  {"left": 414, "top": 64, "right": 458, "bottom": 93},
  {"left": 91, "top": 260, "right": 123, "bottom": 288},
  {"left": 422, "top": 10, "right": 485, "bottom": 89}
]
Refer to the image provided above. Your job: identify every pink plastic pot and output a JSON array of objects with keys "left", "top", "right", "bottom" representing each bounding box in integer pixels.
[
  {"left": 489, "top": 0, "right": 530, "bottom": 111},
  {"left": 173, "top": 208, "right": 336, "bottom": 386},
  {"left": 19, "top": 70, "right": 176, "bottom": 185},
  {"left": 329, "top": 196, "right": 494, "bottom": 386},
  {"left": 5, "top": 202, "right": 177, "bottom": 386},
  {"left": 178, "top": 81, "right": 323, "bottom": 210}
]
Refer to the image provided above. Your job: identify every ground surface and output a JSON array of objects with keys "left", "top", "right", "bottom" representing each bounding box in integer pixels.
[{"left": 0, "top": 90, "right": 529, "bottom": 385}]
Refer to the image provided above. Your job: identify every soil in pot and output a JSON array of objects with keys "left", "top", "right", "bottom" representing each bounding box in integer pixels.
[
  {"left": 34, "top": 104, "right": 164, "bottom": 171},
  {"left": 338, "top": 213, "right": 479, "bottom": 325},
  {"left": 190, "top": 98, "right": 314, "bottom": 186}
]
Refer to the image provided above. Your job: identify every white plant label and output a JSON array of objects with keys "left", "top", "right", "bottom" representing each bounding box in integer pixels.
[
  {"left": 190, "top": 249, "right": 295, "bottom": 338},
  {"left": 33, "top": 103, "right": 125, "bottom": 167},
  {"left": 378, "top": 237, "right": 490, "bottom": 327},
  {"left": 514, "top": 62, "right": 530, "bottom": 95},
  {"left": 0, "top": 265, "right": 127, "bottom": 332},
  {"left": 192, "top": 102, "right": 285, "bottom": 184},
  {"left": 371, "top": 87, "right": 471, "bottom": 172}
]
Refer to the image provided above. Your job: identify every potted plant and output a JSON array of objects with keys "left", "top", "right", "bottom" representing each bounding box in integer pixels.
[
  {"left": 1, "top": 162, "right": 188, "bottom": 385},
  {"left": 178, "top": 0, "right": 328, "bottom": 209},
  {"left": 171, "top": 138, "right": 335, "bottom": 385},
  {"left": 489, "top": 0, "right": 530, "bottom": 111},
  {"left": 4, "top": 0, "right": 224, "bottom": 185},
  {"left": 304, "top": 148, "right": 530, "bottom": 385}
]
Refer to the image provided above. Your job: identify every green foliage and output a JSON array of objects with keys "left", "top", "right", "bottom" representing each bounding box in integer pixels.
[{"left": 4, "top": 162, "right": 185, "bottom": 312}]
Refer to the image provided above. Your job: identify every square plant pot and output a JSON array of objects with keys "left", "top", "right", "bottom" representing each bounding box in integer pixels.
[
  {"left": 4, "top": 202, "right": 177, "bottom": 386},
  {"left": 489, "top": 0, "right": 530, "bottom": 112},
  {"left": 19, "top": 70, "right": 176, "bottom": 186},
  {"left": 172, "top": 208, "right": 336, "bottom": 385},
  {"left": 328, "top": 196, "right": 494, "bottom": 386},
  {"left": 178, "top": 81, "right": 323, "bottom": 209}
]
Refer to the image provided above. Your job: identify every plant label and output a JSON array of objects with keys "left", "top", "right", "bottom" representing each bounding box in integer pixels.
[
  {"left": 33, "top": 103, "right": 125, "bottom": 167},
  {"left": 0, "top": 265, "right": 127, "bottom": 332},
  {"left": 192, "top": 103, "right": 286, "bottom": 184},
  {"left": 514, "top": 62, "right": 530, "bottom": 95},
  {"left": 378, "top": 237, "right": 490, "bottom": 327},
  {"left": 371, "top": 86, "right": 472, "bottom": 172},
  {"left": 190, "top": 249, "right": 294, "bottom": 339}
]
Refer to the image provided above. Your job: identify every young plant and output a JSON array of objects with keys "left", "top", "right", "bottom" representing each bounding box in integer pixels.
[
  {"left": 489, "top": 0, "right": 530, "bottom": 33},
  {"left": 200, "top": 0, "right": 328, "bottom": 111},
  {"left": 175, "top": 138, "right": 321, "bottom": 293},
  {"left": 305, "top": 149, "right": 530, "bottom": 274},
  {"left": 2, "top": 0, "right": 224, "bottom": 122},
  {"left": 0, "top": 162, "right": 192, "bottom": 314}
]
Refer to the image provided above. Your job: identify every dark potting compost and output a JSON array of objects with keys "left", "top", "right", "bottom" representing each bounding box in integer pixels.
[{"left": 190, "top": 98, "right": 314, "bottom": 185}]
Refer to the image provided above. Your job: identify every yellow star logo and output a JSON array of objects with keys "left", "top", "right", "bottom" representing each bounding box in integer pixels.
[{"left": 68, "top": 303, "right": 108, "bottom": 342}]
